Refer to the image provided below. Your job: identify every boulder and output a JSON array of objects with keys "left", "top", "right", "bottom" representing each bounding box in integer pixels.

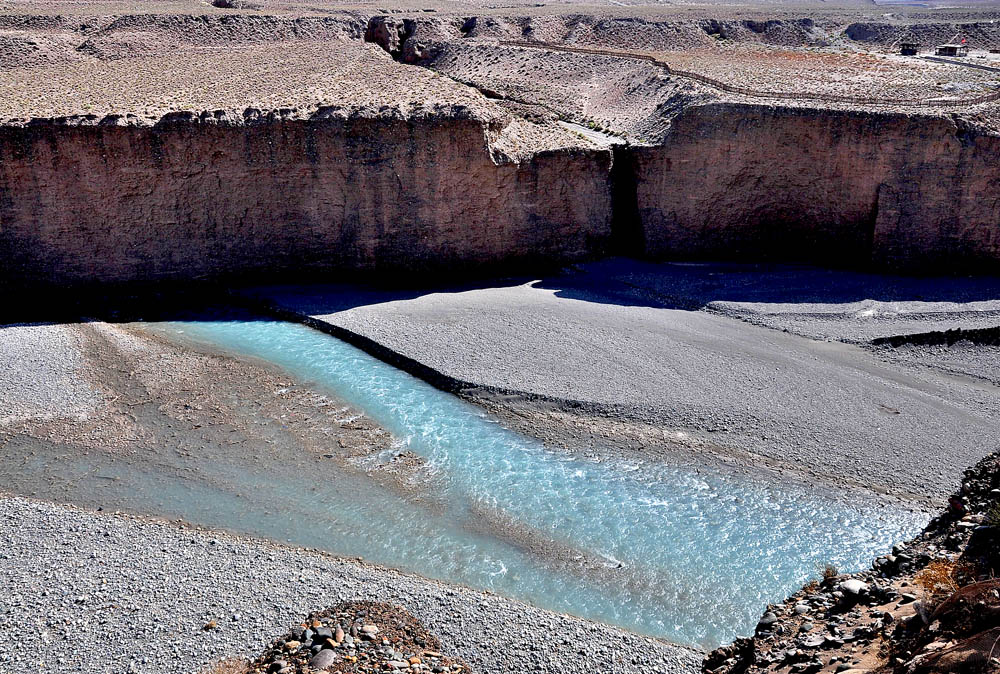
[
  {"left": 308, "top": 649, "right": 337, "bottom": 671},
  {"left": 839, "top": 579, "right": 869, "bottom": 596}
]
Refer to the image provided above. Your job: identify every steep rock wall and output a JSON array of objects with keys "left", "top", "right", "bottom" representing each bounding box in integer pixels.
[
  {"left": 632, "top": 104, "right": 1000, "bottom": 271},
  {"left": 2, "top": 102, "right": 999, "bottom": 288},
  {"left": 0, "top": 114, "right": 614, "bottom": 288}
]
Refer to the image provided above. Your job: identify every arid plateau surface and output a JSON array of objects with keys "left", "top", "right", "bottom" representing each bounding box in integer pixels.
[{"left": 2, "top": 0, "right": 1000, "bottom": 673}]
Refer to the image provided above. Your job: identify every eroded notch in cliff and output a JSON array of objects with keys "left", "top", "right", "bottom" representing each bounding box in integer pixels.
[{"left": 609, "top": 145, "right": 644, "bottom": 257}]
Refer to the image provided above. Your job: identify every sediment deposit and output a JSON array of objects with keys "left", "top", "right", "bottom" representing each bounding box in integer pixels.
[
  {"left": 252, "top": 261, "right": 1000, "bottom": 506},
  {"left": 0, "top": 493, "right": 700, "bottom": 674}
]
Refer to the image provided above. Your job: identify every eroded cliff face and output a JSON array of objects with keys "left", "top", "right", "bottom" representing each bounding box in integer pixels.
[
  {"left": 0, "top": 113, "right": 614, "bottom": 288},
  {"left": 632, "top": 104, "right": 1000, "bottom": 270},
  {"left": 1, "top": 102, "right": 998, "bottom": 290}
]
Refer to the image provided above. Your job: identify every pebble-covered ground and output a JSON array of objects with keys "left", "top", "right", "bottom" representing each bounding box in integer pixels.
[
  {"left": 659, "top": 46, "right": 1000, "bottom": 100},
  {"left": 254, "top": 260, "right": 1000, "bottom": 506},
  {"left": 0, "top": 494, "right": 702, "bottom": 674},
  {"left": 0, "top": 40, "right": 484, "bottom": 122},
  {"left": 0, "top": 323, "right": 98, "bottom": 426}
]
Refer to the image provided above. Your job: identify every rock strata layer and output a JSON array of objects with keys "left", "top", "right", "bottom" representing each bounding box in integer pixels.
[
  {"left": 0, "top": 111, "right": 614, "bottom": 288},
  {"left": 633, "top": 104, "right": 1000, "bottom": 271},
  {"left": 2, "top": 101, "right": 998, "bottom": 288}
]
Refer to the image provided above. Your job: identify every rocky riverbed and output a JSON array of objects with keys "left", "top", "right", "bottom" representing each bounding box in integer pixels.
[
  {"left": 0, "top": 493, "right": 701, "bottom": 674},
  {"left": 0, "top": 313, "right": 709, "bottom": 673},
  {"left": 1, "top": 260, "right": 997, "bottom": 673}
]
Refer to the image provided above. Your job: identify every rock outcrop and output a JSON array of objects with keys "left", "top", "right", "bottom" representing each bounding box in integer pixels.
[
  {"left": 2, "top": 99, "right": 999, "bottom": 290},
  {"left": 632, "top": 103, "right": 1000, "bottom": 271},
  {"left": 703, "top": 450, "right": 1000, "bottom": 674},
  {"left": 365, "top": 16, "right": 450, "bottom": 63},
  {"left": 236, "top": 601, "right": 470, "bottom": 674},
  {"left": 0, "top": 110, "right": 614, "bottom": 289}
]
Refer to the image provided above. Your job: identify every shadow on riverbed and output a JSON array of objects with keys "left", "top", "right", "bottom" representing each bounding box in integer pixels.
[
  {"left": 243, "top": 260, "right": 1000, "bottom": 317},
  {"left": 2, "top": 276, "right": 533, "bottom": 327},
  {"left": 531, "top": 259, "right": 1000, "bottom": 311},
  {"left": 6, "top": 258, "right": 1000, "bottom": 329}
]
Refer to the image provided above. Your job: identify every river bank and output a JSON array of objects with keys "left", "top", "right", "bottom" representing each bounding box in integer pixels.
[
  {"left": 1, "top": 259, "right": 994, "bottom": 670},
  {"left": 247, "top": 260, "right": 1000, "bottom": 508},
  {"left": 704, "top": 450, "right": 1000, "bottom": 674},
  {"left": 0, "top": 492, "right": 701, "bottom": 674},
  {"left": 0, "top": 319, "right": 703, "bottom": 673}
]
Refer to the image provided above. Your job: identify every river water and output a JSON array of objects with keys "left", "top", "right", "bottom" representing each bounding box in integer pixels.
[
  {"left": 119, "top": 316, "right": 924, "bottom": 649},
  {"left": 4, "top": 315, "right": 927, "bottom": 649}
]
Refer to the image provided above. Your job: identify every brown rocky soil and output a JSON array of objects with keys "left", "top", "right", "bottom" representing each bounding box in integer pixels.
[
  {"left": 0, "top": 38, "right": 484, "bottom": 123},
  {"left": 703, "top": 452, "right": 1000, "bottom": 674},
  {"left": 3, "top": 1, "right": 1000, "bottom": 128},
  {"left": 206, "top": 601, "right": 470, "bottom": 674}
]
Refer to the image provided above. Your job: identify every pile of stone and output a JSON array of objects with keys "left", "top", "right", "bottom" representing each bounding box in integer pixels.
[{"left": 246, "top": 601, "right": 469, "bottom": 674}]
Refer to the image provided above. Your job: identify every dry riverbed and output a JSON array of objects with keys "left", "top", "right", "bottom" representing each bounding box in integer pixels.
[
  {"left": 249, "top": 260, "right": 1000, "bottom": 509},
  {"left": 2, "top": 258, "right": 997, "bottom": 672}
]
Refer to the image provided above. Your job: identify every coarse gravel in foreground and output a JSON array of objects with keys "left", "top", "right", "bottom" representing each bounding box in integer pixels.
[{"left": 0, "top": 494, "right": 702, "bottom": 674}]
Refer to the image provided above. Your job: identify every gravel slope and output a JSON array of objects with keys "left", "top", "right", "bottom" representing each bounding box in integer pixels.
[
  {"left": 251, "top": 261, "right": 1000, "bottom": 504},
  {"left": 0, "top": 323, "right": 99, "bottom": 425},
  {"left": 0, "top": 494, "right": 701, "bottom": 674}
]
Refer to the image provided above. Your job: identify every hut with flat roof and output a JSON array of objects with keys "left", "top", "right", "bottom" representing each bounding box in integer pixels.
[{"left": 936, "top": 43, "right": 969, "bottom": 57}]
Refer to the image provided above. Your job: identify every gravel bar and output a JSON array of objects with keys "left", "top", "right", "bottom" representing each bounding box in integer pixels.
[
  {"left": 0, "top": 494, "right": 702, "bottom": 674},
  {"left": 251, "top": 260, "right": 1000, "bottom": 504}
]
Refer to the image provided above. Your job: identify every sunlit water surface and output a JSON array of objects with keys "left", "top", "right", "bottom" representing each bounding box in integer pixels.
[{"left": 82, "top": 319, "right": 935, "bottom": 647}]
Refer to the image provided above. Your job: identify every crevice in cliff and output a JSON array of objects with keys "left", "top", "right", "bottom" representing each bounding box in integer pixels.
[{"left": 609, "top": 145, "right": 644, "bottom": 257}]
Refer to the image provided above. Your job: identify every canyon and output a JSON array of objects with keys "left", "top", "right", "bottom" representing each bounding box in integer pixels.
[
  {"left": 1, "top": 10, "right": 999, "bottom": 292},
  {"left": 2, "top": 2, "right": 1000, "bottom": 673},
  {"left": 0, "top": 113, "right": 613, "bottom": 286},
  {"left": 4, "top": 100, "right": 998, "bottom": 287}
]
